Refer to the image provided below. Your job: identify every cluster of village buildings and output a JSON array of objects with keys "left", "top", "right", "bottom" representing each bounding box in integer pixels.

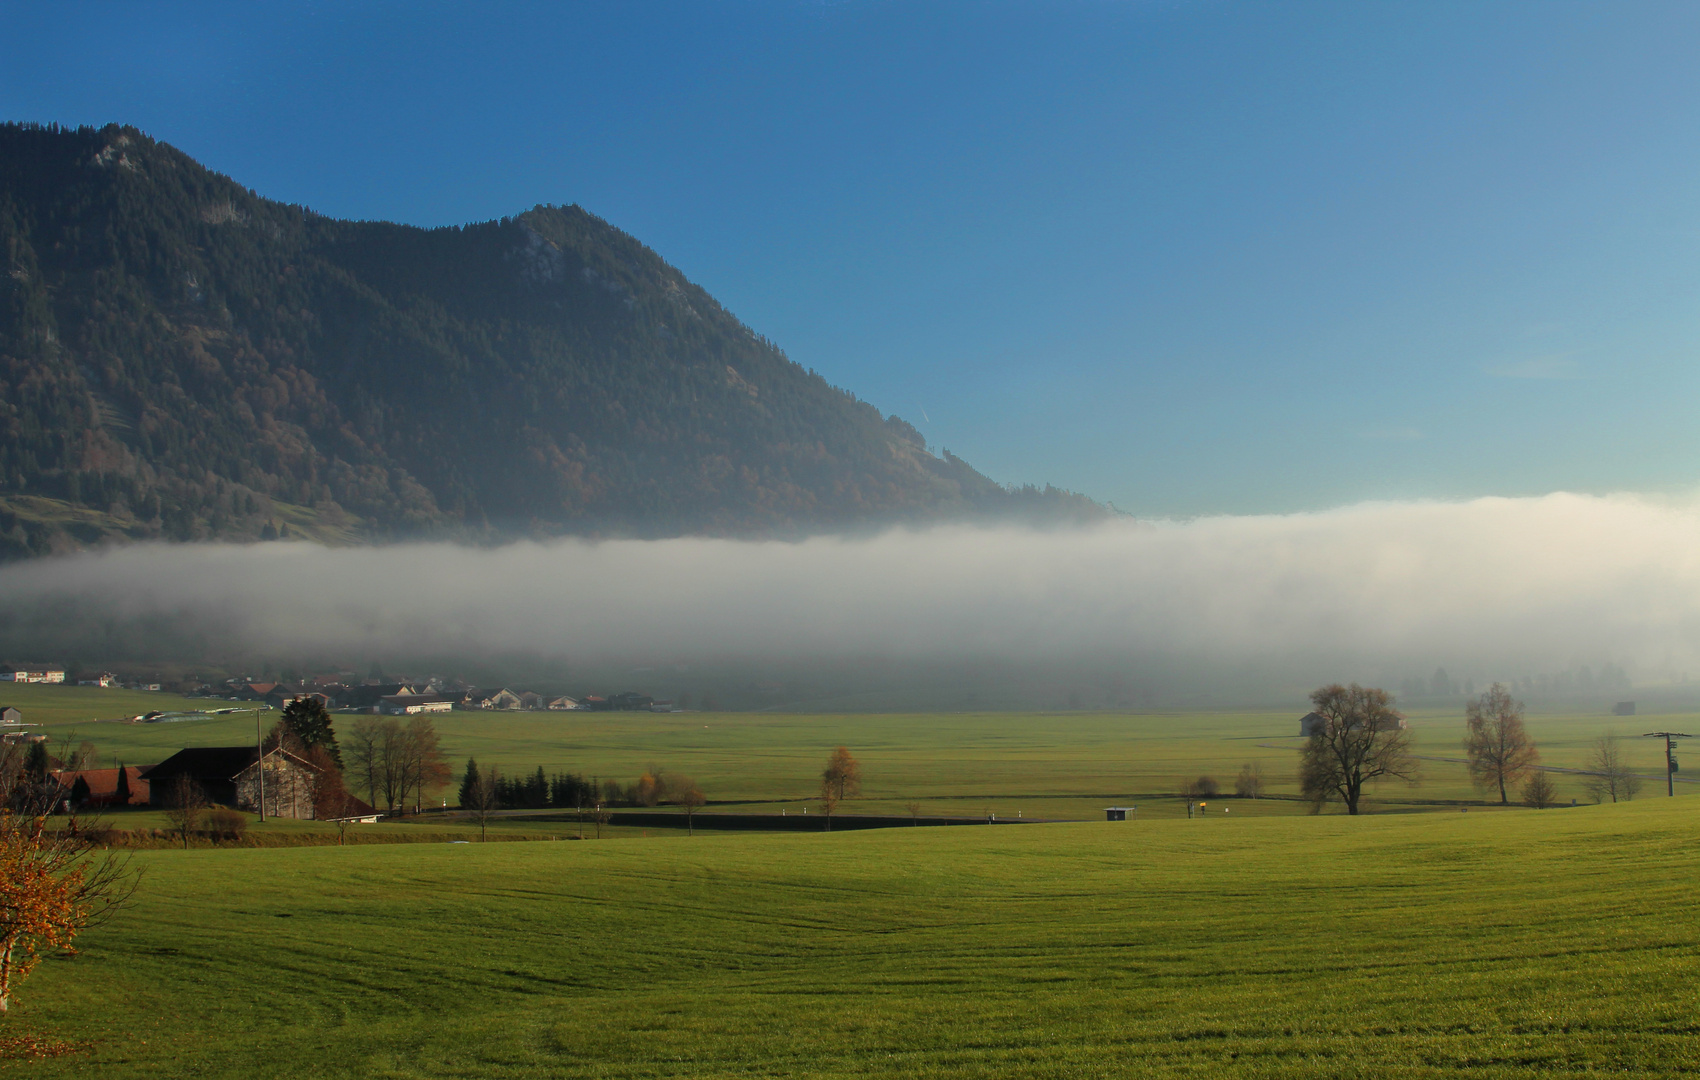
[
  {"left": 0, "top": 660, "right": 675, "bottom": 717},
  {"left": 0, "top": 667, "right": 676, "bottom": 824},
  {"left": 200, "top": 678, "right": 672, "bottom": 716}
]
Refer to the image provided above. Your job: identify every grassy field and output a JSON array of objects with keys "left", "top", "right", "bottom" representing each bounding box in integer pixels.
[
  {"left": 4, "top": 795, "right": 1696, "bottom": 1078},
  {"left": 11, "top": 684, "right": 1693, "bottom": 820}
]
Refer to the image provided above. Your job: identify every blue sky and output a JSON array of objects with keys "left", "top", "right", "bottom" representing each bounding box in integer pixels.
[{"left": 5, "top": 1, "right": 1699, "bottom": 515}]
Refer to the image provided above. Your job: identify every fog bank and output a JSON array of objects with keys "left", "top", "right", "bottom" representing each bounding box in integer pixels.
[{"left": 2, "top": 491, "right": 1698, "bottom": 692}]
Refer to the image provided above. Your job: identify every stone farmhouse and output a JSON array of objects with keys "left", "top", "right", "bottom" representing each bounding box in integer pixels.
[{"left": 143, "top": 745, "right": 325, "bottom": 819}]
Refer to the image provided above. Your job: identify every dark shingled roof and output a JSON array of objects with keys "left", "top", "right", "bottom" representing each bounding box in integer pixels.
[{"left": 142, "top": 746, "right": 320, "bottom": 783}]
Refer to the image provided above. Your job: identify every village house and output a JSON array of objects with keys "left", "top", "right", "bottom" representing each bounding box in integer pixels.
[
  {"left": 265, "top": 685, "right": 334, "bottom": 711},
  {"left": 0, "top": 665, "right": 66, "bottom": 683},
  {"left": 78, "top": 672, "right": 119, "bottom": 687},
  {"left": 143, "top": 746, "right": 325, "bottom": 819},
  {"left": 518, "top": 690, "right": 544, "bottom": 710},
  {"left": 470, "top": 688, "right": 525, "bottom": 710},
  {"left": 547, "top": 695, "right": 583, "bottom": 710},
  {"left": 336, "top": 682, "right": 417, "bottom": 710},
  {"left": 52, "top": 765, "right": 151, "bottom": 808},
  {"left": 0, "top": 706, "right": 21, "bottom": 725},
  {"left": 378, "top": 693, "right": 458, "bottom": 715}
]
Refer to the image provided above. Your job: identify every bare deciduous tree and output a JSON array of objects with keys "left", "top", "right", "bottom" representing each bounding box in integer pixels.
[
  {"left": 673, "top": 777, "right": 705, "bottom": 835},
  {"left": 1234, "top": 762, "right": 1265, "bottom": 798},
  {"left": 1182, "top": 775, "right": 1220, "bottom": 799},
  {"left": 345, "top": 717, "right": 449, "bottom": 813},
  {"left": 400, "top": 717, "right": 451, "bottom": 813},
  {"left": 162, "top": 776, "right": 207, "bottom": 848},
  {"left": 1464, "top": 684, "right": 1539, "bottom": 804},
  {"left": 308, "top": 745, "right": 353, "bottom": 823},
  {"left": 822, "top": 747, "right": 862, "bottom": 801},
  {"left": 466, "top": 765, "right": 501, "bottom": 842},
  {"left": 819, "top": 781, "right": 840, "bottom": 831},
  {"left": 1298, "top": 683, "right": 1418, "bottom": 815},
  {"left": 1581, "top": 734, "right": 1641, "bottom": 803},
  {"left": 1521, "top": 770, "right": 1558, "bottom": 809},
  {"left": 905, "top": 801, "right": 922, "bottom": 824},
  {"left": 49, "top": 733, "right": 98, "bottom": 775},
  {"left": 345, "top": 717, "right": 388, "bottom": 811}
]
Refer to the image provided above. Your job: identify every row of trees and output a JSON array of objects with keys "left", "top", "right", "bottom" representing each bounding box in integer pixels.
[
  {"left": 455, "top": 759, "right": 709, "bottom": 839},
  {"left": 1179, "top": 765, "right": 1267, "bottom": 801},
  {"left": 449, "top": 748, "right": 866, "bottom": 836},
  {"left": 452, "top": 761, "right": 714, "bottom": 812},
  {"left": 1462, "top": 683, "right": 1642, "bottom": 806},
  {"left": 1397, "top": 663, "right": 1632, "bottom": 702},
  {"left": 458, "top": 763, "right": 596, "bottom": 811},
  {"left": 1296, "top": 681, "right": 1647, "bottom": 815},
  {"left": 343, "top": 715, "right": 450, "bottom": 814}
]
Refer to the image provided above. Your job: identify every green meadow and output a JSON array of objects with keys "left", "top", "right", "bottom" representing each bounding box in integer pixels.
[
  {"left": 10, "top": 683, "right": 1693, "bottom": 820},
  {"left": 4, "top": 796, "right": 1697, "bottom": 1078},
  {"left": 4, "top": 687, "right": 1697, "bottom": 1075}
]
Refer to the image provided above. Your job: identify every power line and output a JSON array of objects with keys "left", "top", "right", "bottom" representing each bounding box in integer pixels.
[{"left": 1641, "top": 732, "right": 1692, "bottom": 797}]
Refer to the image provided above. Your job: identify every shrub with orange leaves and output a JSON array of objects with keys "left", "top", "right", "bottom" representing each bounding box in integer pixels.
[{"left": 0, "top": 810, "right": 136, "bottom": 1013}]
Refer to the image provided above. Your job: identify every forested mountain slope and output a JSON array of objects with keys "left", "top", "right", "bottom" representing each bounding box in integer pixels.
[{"left": 0, "top": 123, "right": 1101, "bottom": 557}]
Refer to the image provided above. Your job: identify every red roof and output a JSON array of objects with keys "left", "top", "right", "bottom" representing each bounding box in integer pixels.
[{"left": 53, "top": 766, "right": 151, "bottom": 806}]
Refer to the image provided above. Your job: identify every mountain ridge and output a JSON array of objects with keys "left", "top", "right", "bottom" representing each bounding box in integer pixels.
[{"left": 0, "top": 122, "right": 1103, "bottom": 558}]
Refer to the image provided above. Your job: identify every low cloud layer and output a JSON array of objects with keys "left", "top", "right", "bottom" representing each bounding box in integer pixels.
[{"left": 3, "top": 491, "right": 1699, "bottom": 685}]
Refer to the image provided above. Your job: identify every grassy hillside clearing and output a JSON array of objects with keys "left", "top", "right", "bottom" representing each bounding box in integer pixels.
[{"left": 5, "top": 797, "right": 1697, "bottom": 1078}]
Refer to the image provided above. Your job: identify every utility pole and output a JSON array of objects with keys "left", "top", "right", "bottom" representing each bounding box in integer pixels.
[
  {"left": 1641, "top": 731, "right": 1692, "bottom": 797},
  {"left": 256, "top": 708, "right": 267, "bottom": 821}
]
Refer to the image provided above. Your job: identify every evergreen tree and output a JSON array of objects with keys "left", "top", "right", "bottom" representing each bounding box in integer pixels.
[
  {"left": 23, "top": 741, "right": 49, "bottom": 782},
  {"left": 280, "top": 698, "right": 341, "bottom": 767},
  {"left": 458, "top": 758, "right": 481, "bottom": 808},
  {"left": 113, "top": 764, "right": 132, "bottom": 806}
]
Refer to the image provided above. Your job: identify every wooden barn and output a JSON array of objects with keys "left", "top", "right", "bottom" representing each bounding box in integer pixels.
[{"left": 143, "top": 746, "right": 324, "bottom": 819}]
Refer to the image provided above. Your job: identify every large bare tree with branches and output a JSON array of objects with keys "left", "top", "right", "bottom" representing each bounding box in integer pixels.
[
  {"left": 346, "top": 717, "right": 450, "bottom": 813},
  {"left": 465, "top": 765, "right": 502, "bottom": 842},
  {"left": 1581, "top": 734, "right": 1642, "bottom": 804},
  {"left": 1463, "top": 683, "right": 1539, "bottom": 804},
  {"left": 822, "top": 747, "right": 862, "bottom": 801},
  {"left": 1298, "top": 683, "right": 1418, "bottom": 815}
]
